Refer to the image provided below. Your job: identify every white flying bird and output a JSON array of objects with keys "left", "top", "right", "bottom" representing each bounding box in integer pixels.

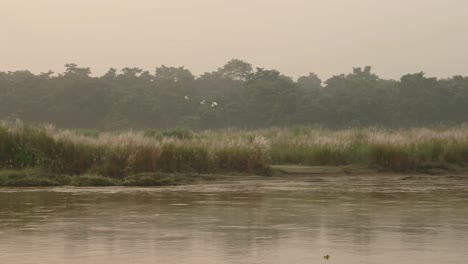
[
  {"left": 184, "top": 95, "right": 189, "bottom": 100},
  {"left": 200, "top": 100, "right": 206, "bottom": 105},
  {"left": 211, "top": 102, "right": 218, "bottom": 108}
]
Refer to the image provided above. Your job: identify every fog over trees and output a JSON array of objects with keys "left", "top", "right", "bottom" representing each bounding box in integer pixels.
[{"left": 1, "top": 59, "right": 467, "bottom": 130}]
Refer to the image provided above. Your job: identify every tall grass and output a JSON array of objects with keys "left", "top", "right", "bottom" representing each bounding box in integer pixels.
[
  {"left": 268, "top": 126, "right": 468, "bottom": 171},
  {"left": 0, "top": 121, "right": 270, "bottom": 178},
  {"left": 1, "top": 121, "right": 468, "bottom": 177}
]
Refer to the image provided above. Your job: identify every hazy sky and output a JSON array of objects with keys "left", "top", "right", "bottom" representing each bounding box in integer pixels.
[{"left": 1, "top": 0, "right": 468, "bottom": 79}]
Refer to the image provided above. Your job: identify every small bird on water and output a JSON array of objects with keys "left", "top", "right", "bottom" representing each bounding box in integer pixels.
[{"left": 323, "top": 254, "right": 330, "bottom": 260}]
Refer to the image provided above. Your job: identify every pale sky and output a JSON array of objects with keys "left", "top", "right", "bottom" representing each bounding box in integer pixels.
[{"left": 1, "top": 0, "right": 468, "bottom": 80}]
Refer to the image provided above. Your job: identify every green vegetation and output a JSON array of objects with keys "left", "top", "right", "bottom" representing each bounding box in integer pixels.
[
  {"left": 0, "top": 170, "right": 65, "bottom": 187},
  {"left": 268, "top": 127, "right": 468, "bottom": 171},
  {"left": 0, "top": 169, "right": 214, "bottom": 187},
  {"left": 1, "top": 121, "right": 467, "bottom": 187},
  {"left": 0, "top": 121, "right": 271, "bottom": 187},
  {"left": 2, "top": 60, "right": 467, "bottom": 186},
  {"left": 1, "top": 60, "right": 468, "bottom": 130}
]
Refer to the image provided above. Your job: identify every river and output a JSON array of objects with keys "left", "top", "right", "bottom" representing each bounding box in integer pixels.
[{"left": 1, "top": 175, "right": 468, "bottom": 264}]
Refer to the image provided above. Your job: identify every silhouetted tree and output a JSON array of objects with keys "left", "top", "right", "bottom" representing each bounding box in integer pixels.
[{"left": 0, "top": 60, "right": 467, "bottom": 130}]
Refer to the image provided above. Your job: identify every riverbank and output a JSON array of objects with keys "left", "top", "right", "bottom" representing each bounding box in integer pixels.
[
  {"left": 1, "top": 165, "right": 467, "bottom": 187},
  {"left": 0, "top": 169, "right": 222, "bottom": 187},
  {"left": 1, "top": 121, "right": 468, "bottom": 185}
]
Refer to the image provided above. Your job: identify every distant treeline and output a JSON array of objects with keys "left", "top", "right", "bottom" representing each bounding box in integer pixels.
[{"left": 1, "top": 59, "right": 467, "bottom": 130}]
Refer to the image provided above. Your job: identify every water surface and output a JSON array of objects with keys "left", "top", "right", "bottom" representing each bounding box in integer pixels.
[{"left": 1, "top": 175, "right": 468, "bottom": 264}]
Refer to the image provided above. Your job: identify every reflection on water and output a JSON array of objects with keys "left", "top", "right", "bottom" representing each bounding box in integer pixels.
[{"left": 1, "top": 175, "right": 468, "bottom": 264}]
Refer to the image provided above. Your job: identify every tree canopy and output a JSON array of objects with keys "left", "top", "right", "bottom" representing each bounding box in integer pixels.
[{"left": 1, "top": 59, "right": 467, "bottom": 130}]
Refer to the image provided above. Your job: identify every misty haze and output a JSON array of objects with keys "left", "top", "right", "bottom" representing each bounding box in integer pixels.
[{"left": 1, "top": 1, "right": 468, "bottom": 264}]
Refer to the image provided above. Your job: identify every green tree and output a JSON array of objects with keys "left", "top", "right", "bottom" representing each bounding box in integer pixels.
[{"left": 217, "top": 59, "right": 253, "bottom": 81}]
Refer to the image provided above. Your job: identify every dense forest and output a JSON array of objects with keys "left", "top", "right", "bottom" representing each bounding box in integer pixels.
[{"left": 1, "top": 59, "right": 467, "bottom": 130}]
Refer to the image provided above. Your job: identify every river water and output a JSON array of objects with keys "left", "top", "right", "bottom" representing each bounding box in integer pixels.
[{"left": 1, "top": 175, "right": 468, "bottom": 264}]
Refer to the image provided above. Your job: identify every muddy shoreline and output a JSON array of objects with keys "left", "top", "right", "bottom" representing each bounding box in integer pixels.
[{"left": 1, "top": 165, "right": 467, "bottom": 187}]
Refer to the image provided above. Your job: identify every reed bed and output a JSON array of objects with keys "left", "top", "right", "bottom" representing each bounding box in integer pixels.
[
  {"left": 0, "top": 121, "right": 270, "bottom": 178},
  {"left": 267, "top": 126, "right": 468, "bottom": 171},
  {"left": 1, "top": 121, "right": 468, "bottom": 180}
]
